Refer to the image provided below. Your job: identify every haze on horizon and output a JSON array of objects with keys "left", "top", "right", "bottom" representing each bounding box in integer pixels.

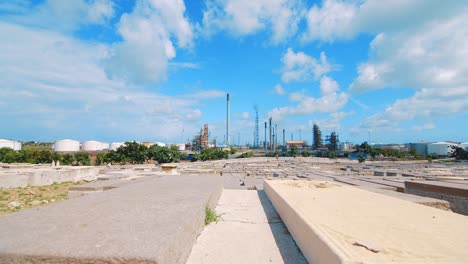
[{"left": 1, "top": 0, "right": 467, "bottom": 144}]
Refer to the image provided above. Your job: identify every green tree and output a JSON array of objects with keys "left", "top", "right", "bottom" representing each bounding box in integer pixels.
[
  {"left": 74, "top": 152, "right": 90, "bottom": 166},
  {"left": 289, "top": 145, "right": 299, "bottom": 157},
  {"left": 104, "top": 150, "right": 123, "bottom": 165},
  {"left": 61, "top": 153, "right": 75, "bottom": 165},
  {"left": 2, "top": 150, "right": 24, "bottom": 163},
  {"left": 95, "top": 152, "right": 106, "bottom": 166},
  {"left": 358, "top": 154, "right": 366, "bottom": 163},
  {"left": 116, "top": 141, "right": 148, "bottom": 164},
  {"left": 451, "top": 146, "right": 468, "bottom": 160},
  {"left": 313, "top": 123, "right": 323, "bottom": 149},
  {"left": 0, "top": 147, "right": 15, "bottom": 162},
  {"left": 146, "top": 145, "right": 184, "bottom": 164}
]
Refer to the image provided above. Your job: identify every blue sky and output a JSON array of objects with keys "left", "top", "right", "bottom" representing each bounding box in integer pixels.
[{"left": 1, "top": 0, "right": 467, "bottom": 145}]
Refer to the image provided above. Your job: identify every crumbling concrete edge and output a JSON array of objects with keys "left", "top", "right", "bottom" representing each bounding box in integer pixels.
[{"left": 263, "top": 179, "right": 350, "bottom": 264}]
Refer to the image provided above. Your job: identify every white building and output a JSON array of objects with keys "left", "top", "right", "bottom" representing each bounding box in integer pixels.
[
  {"left": 81, "top": 140, "right": 109, "bottom": 152},
  {"left": 0, "top": 139, "right": 22, "bottom": 151},
  {"left": 54, "top": 139, "right": 80, "bottom": 152},
  {"left": 428, "top": 142, "right": 459, "bottom": 156},
  {"left": 154, "top": 142, "right": 166, "bottom": 147}
]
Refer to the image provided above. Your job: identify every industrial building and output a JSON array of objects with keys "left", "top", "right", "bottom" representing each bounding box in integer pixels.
[
  {"left": 0, "top": 139, "right": 22, "bottom": 151},
  {"left": 54, "top": 139, "right": 80, "bottom": 152},
  {"left": 286, "top": 140, "right": 305, "bottom": 149},
  {"left": 427, "top": 142, "right": 459, "bottom": 156},
  {"left": 408, "top": 142, "right": 429, "bottom": 155}
]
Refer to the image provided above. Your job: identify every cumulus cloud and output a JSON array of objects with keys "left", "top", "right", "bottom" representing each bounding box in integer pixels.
[
  {"left": 308, "top": 112, "right": 352, "bottom": 131},
  {"left": 103, "top": 0, "right": 194, "bottom": 85},
  {"left": 200, "top": 0, "right": 305, "bottom": 43},
  {"left": 281, "top": 48, "right": 331, "bottom": 83},
  {"left": 2, "top": 0, "right": 115, "bottom": 31},
  {"left": 349, "top": 14, "right": 468, "bottom": 93},
  {"left": 302, "top": 0, "right": 466, "bottom": 43},
  {"left": 268, "top": 76, "right": 348, "bottom": 121},
  {"left": 274, "top": 84, "right": 285, "bottom": 95},
  {"left": 0, "top": 22, "right": 210, "bottom": 141},
  {"left": 320, "top": 76, "right": 339, "bottom": 95}
]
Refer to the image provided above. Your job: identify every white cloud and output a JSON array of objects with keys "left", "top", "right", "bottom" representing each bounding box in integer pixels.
[
  {"left": 281, "top": 48, "right": 331, "bottom": 83},
  {"left": 0, "top": 22, "right": 210, "bottom": 141},
  {"left": 320, "top": 76, "right": 339, "bottom": 95},
  {"left": 274, "top": 84, "right": 285, "bottom": 95},
  {"left": 350, "top": 14, "right": 468, "bottom": 93},
  {"left": 412, "top": 123, "right": 435, "bottom": 131},
  {"left": 269, "top": 76, "right": 347, "bottom": 121},
  {"left": 103, "top": 0, "right": 194, "bottom": 85},
  {"left": 2, "top": 0, "right": 115, "bottom": 31},
  {"left": 200, "top": 0, "right": 305, "bottom": 43},
  {"left": 357, "top": 87, "right": 468, "bottom": 132},
  {"left": 302, "top": 0, "right": 467, "bottom": 43},
  {"left": 302, "top": 0, "right": 356, "bottom": 43},
  {"left": 241, "top": 112, "right": 250, "bottom": 120},
  {"left": 308, "top": 112, "right": 352, "bottom": 131}
]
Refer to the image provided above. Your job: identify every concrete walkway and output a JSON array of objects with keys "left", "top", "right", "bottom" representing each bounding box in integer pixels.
[{"left": 186, "top": 190, "right": 307, "bottom": 264}]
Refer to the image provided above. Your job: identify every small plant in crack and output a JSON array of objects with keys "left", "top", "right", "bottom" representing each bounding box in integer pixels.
[{"left": 205, "top": 207, "right": 223, "bottom": 225}]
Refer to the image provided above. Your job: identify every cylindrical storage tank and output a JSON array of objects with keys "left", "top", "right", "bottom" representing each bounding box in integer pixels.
[
  {"left": 428, "top": 142, "right": 457, "bottom": 156},
  {"left": 82, "top": 141, "right": 103, "bottom": 151},
  {"left": 154, "top": 142, "right": 166, "bottom": 147},
  {"left": 100, "top": 142, "right": 110, "bottom": 150},
  {"left": 176, "top": 144, "right": 185, "bottom": 151},
  {"left": 0, "top": 139, "right": 22, "bottom": 151},
  {"left": 461, "top": 142, "right": 468, "bottom": 151},
  {"left": 110, "top": 142, "right": 124, "bottom": 151},
  {"left": 54, "top": 139, "right": 80, "bottom": 152}
]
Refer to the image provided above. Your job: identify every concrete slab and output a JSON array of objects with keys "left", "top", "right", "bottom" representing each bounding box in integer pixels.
[
  {"left": 186, "top": 190, "right": 307, "bottom": 264},
  {"left": 0, "top": 175, "right": 223, "bottom": 264},
  {"left": 265, "top": 179, "right": 468, "bottom": 264}
]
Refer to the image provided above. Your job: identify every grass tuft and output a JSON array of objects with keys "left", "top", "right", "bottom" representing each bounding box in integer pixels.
[{"left": 205, "top": 207, "right": 222, "bottom": 225}]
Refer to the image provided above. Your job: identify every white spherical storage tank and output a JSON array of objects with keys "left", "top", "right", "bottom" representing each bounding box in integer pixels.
[
  {"left": 110, "top": 142, "right": 125, "bottom": 151},
  {"left": 54, "top": 139, "right": 80, "bottom": 152},
  {"left": 428, "top": 142, "right": 458, "bottom": 156},
  {"left": 82, "top": 141, "right": 106, "bottom": 151},
  {"left": 0, "top": 139, "right": 22, "bottom": 151}
]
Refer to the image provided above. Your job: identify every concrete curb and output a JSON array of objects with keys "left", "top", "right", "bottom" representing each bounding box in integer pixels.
[{"left": 264, "top": 180, "right": 346, "bottom": 264}]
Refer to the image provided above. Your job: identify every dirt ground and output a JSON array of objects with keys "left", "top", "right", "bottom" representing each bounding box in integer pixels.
[{"left": 0, "top": 181, "right": 85, "bottom": 215}]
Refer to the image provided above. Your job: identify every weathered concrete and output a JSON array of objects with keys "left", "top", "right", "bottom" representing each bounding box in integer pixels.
[
  {"left": 405, "top": 180, "right": 468, "bottom": 215},
  {"left": 186, "top": 190, "right": 307, "bottom": 264},
  {"left": 0, "top": 175, "right": 223, "bottom": 264},
  {"left": 0, "top": 167, "right": 100, "bottom": 188},
  {"left": 265, "top": 179, "right": 468, "bottom": 264}
]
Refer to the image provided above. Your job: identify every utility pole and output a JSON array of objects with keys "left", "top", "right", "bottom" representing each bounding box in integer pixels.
[{"left": 264, "top": 122, "right": 267, "bottom": 150}]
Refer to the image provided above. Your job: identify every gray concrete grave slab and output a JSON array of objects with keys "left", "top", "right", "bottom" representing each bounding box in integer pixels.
[{"left": 0, "top": 175, "right": 223, "bottom": 264}]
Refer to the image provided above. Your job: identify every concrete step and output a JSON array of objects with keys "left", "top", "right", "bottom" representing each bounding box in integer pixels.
[
  {"left": 0, "top": 175, "right": 223, "bottom": 264},
  {"left": 264, "top": 179, "right": 468, "bottom": 264},
  {"left": 186, "top": 190, "right": 307, "bottom": 264}
]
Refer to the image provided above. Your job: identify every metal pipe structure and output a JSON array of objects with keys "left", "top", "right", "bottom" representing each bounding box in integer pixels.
[
  {"left": 269, "top": 118, "right": 272, "bottom": 150},
  {"left": 226, "top": 93, "right": 230, "bottom": 146},
  {"left": 264, "top": 122, "right": 267, "bottom": 150},
  {"left": 283, "top": 129, "right": 285, "bottom": 147},
  {"left": 275, "top": 124, "right": 278, "bottom": 150}
]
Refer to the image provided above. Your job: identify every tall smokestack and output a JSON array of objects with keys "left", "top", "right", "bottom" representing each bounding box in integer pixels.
[
  {"left": 269, "top": 118, "right": 272, "bottom": 150},
  {"left": 226, "top": 93, "right": 230, "bottom": 146}
]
